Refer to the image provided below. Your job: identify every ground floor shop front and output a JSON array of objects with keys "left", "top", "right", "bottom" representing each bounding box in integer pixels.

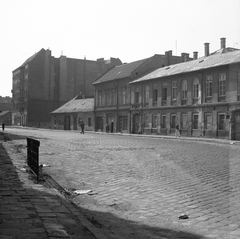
[{"left": 95, "top": 104, "right": 240, "bottom": 140}]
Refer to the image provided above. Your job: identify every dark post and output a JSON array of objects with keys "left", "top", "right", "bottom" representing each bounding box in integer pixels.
[{"left": 27, "top": 137, "right": 40, "bottom": 182}]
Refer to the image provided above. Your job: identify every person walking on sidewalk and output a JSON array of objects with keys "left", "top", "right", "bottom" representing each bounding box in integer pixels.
[
  {"left": 175, "top": 123, "right": 180, "bottom": 138},
  {"left": 1, "top": 122, "right": 5, "bottom": 131},
  {"left": 80, "top": 120, "right": 85, "bottom": 134}
]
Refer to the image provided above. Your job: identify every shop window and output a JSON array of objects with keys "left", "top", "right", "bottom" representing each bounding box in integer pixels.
[
  {"left": 193, "top": 114, "right": 198, "bottom": 129},
  {"left": 152, "top": 114, "right": 157, "bottom": 128},
  {"left": 218, "top": 114, "right": 225, "bottom": 130},
  {"left": 171, "top": 115, "right": 176, "bottom": 128},
  {"left": 181, "top": 114, "right": 188, "bottom": 130},
  {"left": 162, "top": 115, "right": 166, "bottom": 128},
  {"left": 205, "top": 113, "right": 212, "bottom": 130},
  {"left": 144, "top": 114, "right": 149, "bottom": 128},
  {"left": 88, "top": 118, "right": 91, "bottom": 127}
]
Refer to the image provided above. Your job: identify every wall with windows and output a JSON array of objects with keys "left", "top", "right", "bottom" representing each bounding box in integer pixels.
[{"left": 130, "top": 63, "right": 240, "bottom": 139}]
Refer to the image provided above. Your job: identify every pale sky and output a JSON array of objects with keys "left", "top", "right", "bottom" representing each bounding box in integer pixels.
[{"left": 0, "top": 0, "right": 240, "bottom": 97}]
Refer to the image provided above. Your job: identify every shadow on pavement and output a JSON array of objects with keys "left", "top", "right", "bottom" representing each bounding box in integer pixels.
[{"left": 0, "top": 133, "right": 205, "bottom": 239}]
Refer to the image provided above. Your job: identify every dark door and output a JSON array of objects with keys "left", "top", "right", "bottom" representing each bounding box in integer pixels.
[
  {"left": 133, "top": 114, "right": 140, "bottom": 134},
  {"left": 234, "top": 111, "right": 240, "bottom": 140},
  {"left": 73, "top": 116, "right": 77, "bottom": 130},
  {"left": 64, "top": 116, "right": 70, "bottom": 130}
]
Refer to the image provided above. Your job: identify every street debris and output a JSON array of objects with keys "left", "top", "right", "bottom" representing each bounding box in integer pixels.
[
  {"left": 178, "top": 214, "right": 189, "bottom": 220},
  {"left": 20, "top": 167, "right": 27, "bottom": 172},
  {"left": 39, "top": 163, "right": 51, "bottom": 168},
  {"left": 230, "top": 142, "right": 234, "bottom": 145},
  {"left": 74, "top": 189, "right": 92, "bottom": 195}
]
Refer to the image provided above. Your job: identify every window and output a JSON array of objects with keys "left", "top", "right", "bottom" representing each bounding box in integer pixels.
[
  {"left": 181, "top": 114, "right": 188, "bottom": 130},
  {"left": 152, "top": 114, "right": 157, "bottom": 128},
  {"left": 98, "top": 90, "right": 102, "bottom": 106},
  {"left": 182, "top": 80, "right": 187, "bottom": 100},
  {"left": 88, "top": 118, "right": 91, "bottom": 127},
  {"left": 119, "top": 116, "right": 127, "bottom": 131},
  {"left": 144, "top": 114, "right": 149, "bottom": 128},
  {"left": 171, "top": 115, "right": 176, "bottom": 128},
  {"left": 193, "top": 78, "right": 199, "bottom": 99},
  {"left": 206, "top": 75, "right": 212, "bottom": 97},
  {"left": 153, "top": 84, "right": 158, "bottom": 105},
  {"left": 121, "top": 87, "right": 126, "bottom": 104},
  {"left": 111, "top": 89, "right": 116, "bottom": 105},
  {"left": 218, "top": 114, "right": 225, "bottom": 130},
  {"left": 162, "top": 115, "right": 166, "bottom": 128},
  {"left": 144, "top": 85, "right": 149, "bottom": 106},
  {"left": 172, "top": 81, "right": 177, "bottom": 100},
  {"left": 105, "top": 89, "right": 110, "bottom": 105},
  {"left": 162, "top": 83, "right": 167, "bottom": 101},
  {"left": 205, "top": 113, "right": 212, "bottom": 130},
  {"left": 135, "top": 87, "right": 140, "bottom": 103},
  {"left": 193, "top": 114, "right": 198, "bottom": 129},
  {"left": 219, "top": 73, "right": 226, "bottom": 96}
]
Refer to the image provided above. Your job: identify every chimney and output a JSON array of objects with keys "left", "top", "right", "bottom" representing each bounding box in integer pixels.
[
  {"left": 204, "top": 43, "right": 210, "bottom": 57},
  {"left": 181, "top": 53, "right": 189, "bottom": 62},
  {"left": 165, "top": 50, "right": 172, "bottom": 66},
  {"left": 220, "top": 37, "right": 226, "bottom": 49},
  {"left": 193, "top": 51, "right": 198, "bottom": 60}
]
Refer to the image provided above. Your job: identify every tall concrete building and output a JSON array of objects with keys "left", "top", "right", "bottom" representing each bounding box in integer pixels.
[{"left": 12, "top": 49, "right": 121, "bottom": 127}]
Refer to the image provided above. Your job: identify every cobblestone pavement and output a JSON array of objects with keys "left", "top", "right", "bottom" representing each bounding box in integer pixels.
[
  {"left": 0, "top": 132, "right": 104, "bottom": 239},
  {"left": 2, "top": 128, "right": 240, "bottom": 239}
]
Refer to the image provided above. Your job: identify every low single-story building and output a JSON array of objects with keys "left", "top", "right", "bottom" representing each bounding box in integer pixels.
[
  {"left": 0, "top": 111, "right": 12, "bottom": 126},
  {"left": 51, "top": 94, "right": 94, "bottom": 131}
]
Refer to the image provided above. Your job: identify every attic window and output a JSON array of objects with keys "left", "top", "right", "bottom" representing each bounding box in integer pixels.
[{"left": 199, "top": 60, "right": 204, "bottom": 63}]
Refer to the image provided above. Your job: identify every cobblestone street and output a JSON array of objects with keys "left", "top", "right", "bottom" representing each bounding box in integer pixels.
[{"left": 3, "top": 128, "right": 240, "bottom": 239}]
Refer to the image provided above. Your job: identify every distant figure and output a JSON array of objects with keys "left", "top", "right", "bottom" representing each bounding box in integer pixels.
[
  {"left": 80, "top": 120, "right": 85, "bottom": 134},
  {"left": 2, "top": 122, "right": 5, "bottom": 131},
  {"left": 175, "top": 123, "right": 180, "bottom": 138}
]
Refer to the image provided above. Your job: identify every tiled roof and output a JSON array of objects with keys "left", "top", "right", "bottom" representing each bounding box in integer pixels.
[
  {"left": 51, "top": 97, "right": 94, "bottom": 114},
  {"left": 131, "top": 48, "right": 240, "bottom": 84},
  {"left": 93, "top": 58, "right": 148, "bottom": 84}
]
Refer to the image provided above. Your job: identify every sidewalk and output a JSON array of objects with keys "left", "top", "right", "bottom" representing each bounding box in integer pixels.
[{"left": 0, "top": 133, "right": 108, "bottom": 239}]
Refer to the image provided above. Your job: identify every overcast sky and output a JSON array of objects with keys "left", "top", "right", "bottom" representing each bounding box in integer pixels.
[{"left": 0, "top": 0, "right": 240, "bottom": 97}]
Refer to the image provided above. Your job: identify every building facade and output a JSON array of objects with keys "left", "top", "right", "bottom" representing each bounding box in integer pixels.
[
  {"left": 130, "top": 39, "right": 240, "bottom": 140},
  {"left": 51, "top": 94, "right": 94, "bottom": 131},
  {"left": 93, "top": 52, "right": 190, "bottom": 133},
  {"left": 12, "top": 48, "right": 121, "bottom": 127}
]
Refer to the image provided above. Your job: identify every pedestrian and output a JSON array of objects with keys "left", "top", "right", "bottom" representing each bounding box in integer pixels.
[
  {"left": 175, "top": 123, "right": 180, "bottom": 138},
  {"left": 80, "top": 120, "right": 85, "bottom": 134},
  {"left": 2, "top": 122, "right": 5, "bottom": 131}
]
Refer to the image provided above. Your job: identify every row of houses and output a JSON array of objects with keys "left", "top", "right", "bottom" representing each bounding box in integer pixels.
[{"left": 51, "top": 38, "right": 240, "bottom": 140}]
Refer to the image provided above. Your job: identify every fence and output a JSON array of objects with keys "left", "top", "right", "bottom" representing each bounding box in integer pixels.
[{"left": 27, "top": 137, "right": 40, "bottom": 182}]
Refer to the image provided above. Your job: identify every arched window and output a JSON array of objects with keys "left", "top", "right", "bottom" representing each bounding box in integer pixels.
[
  {"left": 182, "top": 80, "right": 187, "bottom": 100},
  {"left": 193, "top": 78, "right": 199, "bottom": 99}
]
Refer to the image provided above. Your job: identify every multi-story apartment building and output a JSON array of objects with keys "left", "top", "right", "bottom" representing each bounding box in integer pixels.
[
  {"left": 129, "top": 38, "right": 240, "bottom": 140},
  {"left": 12, "top": 48, "right": 121, "bottom": 126},
  {"left": 93, "top": 52, "right": 190, "bottom": 132}
]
